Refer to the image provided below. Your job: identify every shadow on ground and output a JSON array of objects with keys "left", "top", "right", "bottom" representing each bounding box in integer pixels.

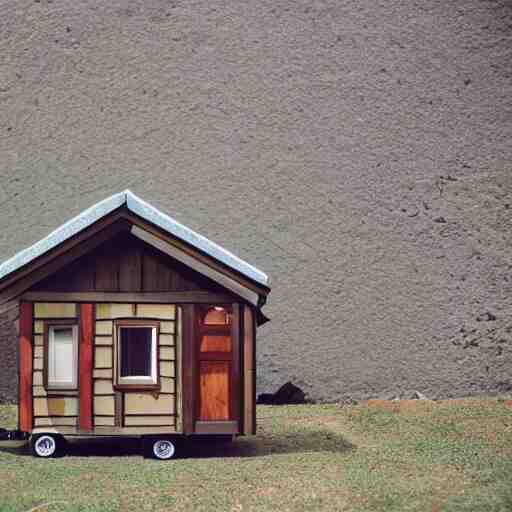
[{"left": 1, "top": 428, "right": 354, "bottom": 459}]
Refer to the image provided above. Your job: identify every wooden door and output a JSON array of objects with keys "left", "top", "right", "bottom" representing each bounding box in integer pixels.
[{"left": 197, "top": 305, "right": 237, "bottom": 421}]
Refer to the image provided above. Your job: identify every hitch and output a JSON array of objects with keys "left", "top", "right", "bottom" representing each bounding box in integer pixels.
[{"left": 0, "top": 428, "right": 29, "bottom": 448}]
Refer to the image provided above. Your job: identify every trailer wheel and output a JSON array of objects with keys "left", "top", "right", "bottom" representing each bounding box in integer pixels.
[
  {"left": 144, "top": 438, "right": 176, "bottom": 460},
  {"left": 30, "top": 434, "right": 64, "bottom": 458}
]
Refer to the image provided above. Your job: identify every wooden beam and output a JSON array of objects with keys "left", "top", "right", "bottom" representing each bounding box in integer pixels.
[
  {"left": 181, "top": 304, "right": 196, "bottom": 434},
  {"left": 194, "top": 420, "right": 239, "bottom": 435},
  {"left": 243, "top": 305, "right": 256, "bottom": 435},
  {"left": 231, "top": 303, "right": 241, "bottom": 430},
  {"left": 79, "top": 304, "right": 94, "bottom": 430},
  {"left": 122, "top": 211, "right": 269, "bottom": 296},
  {"left": 20, "top": 291, "right": 235, "bottom": 304},
  {"left": 19, "top": 302, "right": 33, "bottom": 432}
]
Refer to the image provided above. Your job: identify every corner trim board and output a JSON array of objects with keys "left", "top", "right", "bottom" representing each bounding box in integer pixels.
[
  {"left": 79, "top": 304, "right": 94, "bottom": 430},
  {"left": 19, "top": 302, "right": 33, "bottom": 432}
]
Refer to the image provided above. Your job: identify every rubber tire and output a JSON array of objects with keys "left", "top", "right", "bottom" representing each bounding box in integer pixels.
[
  {"left": 143, "top": 437, "right": 177, "bottom": 460},
  {"left": 30, "top": 434, "right": 65, "bottom": 458}
]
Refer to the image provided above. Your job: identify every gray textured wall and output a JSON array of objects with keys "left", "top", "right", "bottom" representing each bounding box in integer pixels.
[{"left": 0, "top": 0, "right": 511, "bottom": 402}]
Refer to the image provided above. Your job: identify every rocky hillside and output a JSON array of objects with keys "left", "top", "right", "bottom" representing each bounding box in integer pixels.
[{"left": 0, "top": 0, "right": 511, "bottom": 401}]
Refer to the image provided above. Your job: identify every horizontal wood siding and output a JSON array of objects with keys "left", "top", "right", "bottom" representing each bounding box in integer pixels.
[
  {"left": 34, "top": 397, "right": 79, "bottom": 417},
  {"left": 124, "top": 415, "right": 176, "bottom": 427},
  {"left": 34, "top": 417, "right": 78, "bottom": 427},
  {"left": 30, "top": 303, "right": 79, "bottom": 430},
  {"left": 93, "top": 303, "right": 178, "bottom": 431}
]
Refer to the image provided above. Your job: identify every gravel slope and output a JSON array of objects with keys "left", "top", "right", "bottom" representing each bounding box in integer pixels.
[{"left": 0, "top": 0, "right": 511, "bottom": 401}]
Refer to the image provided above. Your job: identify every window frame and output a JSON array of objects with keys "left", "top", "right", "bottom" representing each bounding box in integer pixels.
[
  {"left": 113, "top": 319, "right": 160, "bottom": 391},
  {"left": 43, "top": 319, "right": 79, "bottom": 391}
]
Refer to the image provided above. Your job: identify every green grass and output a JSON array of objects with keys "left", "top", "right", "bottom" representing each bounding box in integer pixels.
[{"left": 1, "top": 400, "right": 512, "bottom": 511}]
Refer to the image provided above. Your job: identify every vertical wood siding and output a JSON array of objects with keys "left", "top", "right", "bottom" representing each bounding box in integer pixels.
[{"left": 30, "top": 232, "right": 225, "bottom": 294}]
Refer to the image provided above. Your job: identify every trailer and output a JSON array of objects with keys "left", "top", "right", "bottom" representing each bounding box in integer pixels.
[{"left": 0, "top": 190, "right": 270, "bottom": 459}]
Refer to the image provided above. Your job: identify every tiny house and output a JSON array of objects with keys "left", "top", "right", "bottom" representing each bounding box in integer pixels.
[{"left": 0, "top": 191, "right": 270, "bottom": 459}]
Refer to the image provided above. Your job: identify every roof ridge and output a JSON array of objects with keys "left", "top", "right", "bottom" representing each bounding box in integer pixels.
[{"left": 0, "top": 191, "right": 270, "bottom": 288}]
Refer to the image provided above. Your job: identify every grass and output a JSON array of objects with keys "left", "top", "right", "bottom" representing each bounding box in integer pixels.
[{"left": 1, "top": 399, "right": 512, "bottom": 511}]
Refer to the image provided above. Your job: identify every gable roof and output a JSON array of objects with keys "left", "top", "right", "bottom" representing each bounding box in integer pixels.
[{"left": 0, "top": 190, "right": 270, "bottom": 290}]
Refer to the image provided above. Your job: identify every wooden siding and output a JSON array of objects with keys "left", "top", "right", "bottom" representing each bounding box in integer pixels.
[
  {"left": 34, "top": 397, "right": 78, "bottom": 417},
  {"left": 34, "top": 303, "right": 76, "bottom": 319},
  {"left": 93, "top": 302, "right": 178, "bottom": 430},
  {"left": 29, "top": 300, "right": 179, "bottom": 433},
  {"left": 199, "top": 361, "right": 230, "bottom": 420},
  {"left": 30, "top": 303, "right": 79, "bottom": 430},
  {"left": 30, "top": 231, "right": 228, "bottom": 295}
]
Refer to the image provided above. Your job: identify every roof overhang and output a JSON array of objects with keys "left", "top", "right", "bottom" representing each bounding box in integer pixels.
[{"left": 0, "top": 191, "right": 271, "bottom": 312}]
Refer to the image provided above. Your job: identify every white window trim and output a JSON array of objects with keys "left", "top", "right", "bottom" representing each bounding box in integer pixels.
[
  {"left": 47, "top": 324, "right": 78, "bottom": 390},
  {"left": 116, "top": 325, "right": 158, "bottom": 387}
]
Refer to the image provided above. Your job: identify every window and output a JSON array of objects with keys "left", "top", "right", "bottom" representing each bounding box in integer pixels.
[
  {"left": 115, "top": 321, "right": 159, "bottom": 388},
  {"left": 204, "top": 306, "right": 231, "bottom": 326},
  {"left": 45, "top": 322, "right": 78, "bottom": 390}
]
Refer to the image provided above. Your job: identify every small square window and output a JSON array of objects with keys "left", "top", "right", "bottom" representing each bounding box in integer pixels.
[{"left": 115, "top": 322, "right": 159, "bottom": 388}]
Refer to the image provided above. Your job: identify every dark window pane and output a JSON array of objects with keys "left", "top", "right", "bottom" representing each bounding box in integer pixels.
[{"left": 120, "top": 327, "right": 152, "bottom": 377}]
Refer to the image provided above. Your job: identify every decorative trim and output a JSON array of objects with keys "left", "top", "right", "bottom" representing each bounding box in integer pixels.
[{"left": 21, "top": 291, "right": 236, "bottom": 304}]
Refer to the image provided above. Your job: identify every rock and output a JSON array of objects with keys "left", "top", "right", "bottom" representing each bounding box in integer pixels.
[
  {"left": 337, "top": 397, "right": 358, "bottom": 407},
  {"left": 256, "top": 393, "right": 275, "bottom": 405},
  {"left": 411, "top": 390, "right": 428, "bottom": 400},
  {"left": 476, "top": 311, "right": 496, "bottom": 322},
  {"left": 257, "top": 382, "right": 307, "bottom": 405},
  {"left": 433, "top": 216, "right": 447, "bottom": 223},
  {"left": 273, "top": 381, "right": 306, "bottom": 405}
]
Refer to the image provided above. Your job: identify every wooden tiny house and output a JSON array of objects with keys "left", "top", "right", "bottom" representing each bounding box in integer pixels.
[{"left": 0, "top": 191, "right": 270, "bottom": 458}]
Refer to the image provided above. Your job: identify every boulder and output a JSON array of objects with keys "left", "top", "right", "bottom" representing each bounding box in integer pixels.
[
  {"left": 256, "top": 393, "right": 275, "bottom": 405},
  {"left": 257, "top": 382, "right": 307, "bottom": 405},
  {"left": 273, "top": 381, "right": 306, "bottom": 405}
]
